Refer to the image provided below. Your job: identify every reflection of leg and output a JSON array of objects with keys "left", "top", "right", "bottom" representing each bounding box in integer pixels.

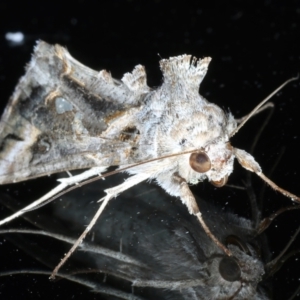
[
  {"left": 172, "top": 172, "right": 232, "bottom": 256},
  {"left": 0, "top": 167, "right": 107, "bottom": 226},
  {"left": 50, "top": 173, "right": 151, "bottom": 279}
]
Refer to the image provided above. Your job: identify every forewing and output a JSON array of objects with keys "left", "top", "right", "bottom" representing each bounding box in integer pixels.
[{"left": 0, "top": 41, "right": 148, "bottom": 184}]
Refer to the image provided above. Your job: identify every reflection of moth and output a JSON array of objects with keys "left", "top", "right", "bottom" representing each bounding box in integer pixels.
[
  {"left": 1, "top": 176, "right": 277, "bottom": 299},
  {"left": 0, "top": 41, "right": 298, "bottom": 276}
]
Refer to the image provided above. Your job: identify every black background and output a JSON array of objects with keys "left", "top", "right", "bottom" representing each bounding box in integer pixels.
[{"left": 1, "top": 1, "right": 300, "bottom": 299}]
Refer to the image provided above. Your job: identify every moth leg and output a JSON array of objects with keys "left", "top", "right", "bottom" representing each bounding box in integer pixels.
[
  {"left": 100, "top": 173, "right": 151, "bottom": 203},
  {"left": 172, "top": 173, "right": 232, "bottom": 256},
  {"left": 234, "top": 148, "right": 300, "bottom": 202},
  {"left": 0, "top": 167, "right": 107, "bottom": 226},
  {"left": 56, "top": 166, "right": 107, "bottom": 185},
  {"left": 50, "top": 173, "right": 151, "bottom": 279}
]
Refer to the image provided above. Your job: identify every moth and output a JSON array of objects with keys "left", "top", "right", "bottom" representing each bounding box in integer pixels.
[
  {"left": 0, "top": 41, "right": 298, "bottom": 278},
  {"left": 1, "top": 173, "right": 292, "bottom": 299}
]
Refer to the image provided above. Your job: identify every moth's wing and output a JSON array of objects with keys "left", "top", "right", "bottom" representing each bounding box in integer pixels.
[{"left": 0, "top": 41, "right": 150, "bottom": 184}]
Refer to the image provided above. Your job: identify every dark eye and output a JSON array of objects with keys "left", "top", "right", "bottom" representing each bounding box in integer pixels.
[
  {"left": 211, "top": 175, "right": 228, "bottom": 187},
  {"left": 219, "top": 257, "right": 241, "bottom": 282},
  {"left": 189, "top": 152, "right": 211, "bottom": 173}
]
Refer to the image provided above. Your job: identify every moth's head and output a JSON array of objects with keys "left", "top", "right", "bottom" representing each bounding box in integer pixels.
[
  {"left": 189, "top": 141, "right": 234, "bottom": 186},
  {"left": 206, "top": 234, "right": 266, "bottom": 298}
]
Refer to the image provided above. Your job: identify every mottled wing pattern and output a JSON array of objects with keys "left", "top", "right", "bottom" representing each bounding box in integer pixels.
[{"left": 0, "top": 41, "right": 148, "bottom": 184}]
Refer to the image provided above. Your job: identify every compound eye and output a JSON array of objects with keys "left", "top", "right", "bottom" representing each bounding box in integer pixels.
[
  {"left": 219, "top": 257, "right": 241, "bottom": 282},
  {"left": 189, "top": 152, "right": 211, "bottom": 173},
  {"left": 211, "top": 175, "right": 228, "bottom": 187}
]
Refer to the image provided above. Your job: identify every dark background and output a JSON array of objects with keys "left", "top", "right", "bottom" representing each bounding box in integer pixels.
[{"left": 1, "top": 1, "right": 300, "bottom": 299}]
